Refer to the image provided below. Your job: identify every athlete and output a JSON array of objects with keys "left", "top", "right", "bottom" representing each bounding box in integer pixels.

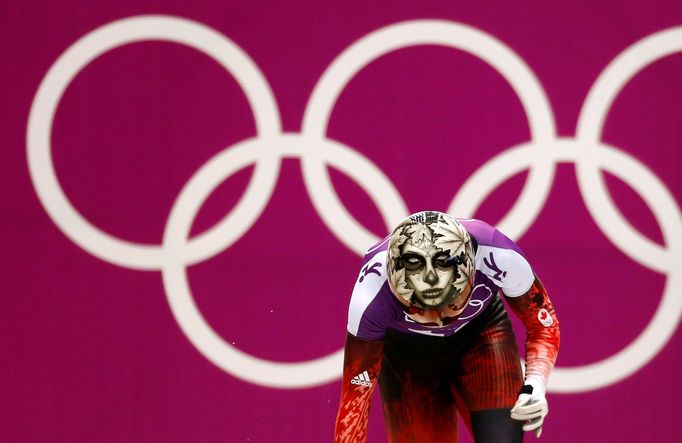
[{"left": 334, "top": 211, "right": 559, "bottom": 443}]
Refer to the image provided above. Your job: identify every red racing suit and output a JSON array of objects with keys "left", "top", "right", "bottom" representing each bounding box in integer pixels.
[{"left": 334, "top": 219, "right": 559, "bottom": 442}]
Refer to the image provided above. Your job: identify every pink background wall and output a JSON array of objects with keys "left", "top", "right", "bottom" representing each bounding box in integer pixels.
[{"left": 3, "top": 1, "right": 681, "bottom": 441}]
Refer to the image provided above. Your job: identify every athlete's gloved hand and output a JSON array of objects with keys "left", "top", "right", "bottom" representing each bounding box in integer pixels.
[{"left": 510, "top": 378, "right": 548, "bottom": 438}]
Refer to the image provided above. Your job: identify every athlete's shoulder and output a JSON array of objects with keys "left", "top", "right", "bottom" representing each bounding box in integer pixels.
[
  {"left": 460, "top": 218, "right": 534, "bottom": 297},
  {"left": 362, "top": 235, "right": 390, "bottom": 264},
  {"left": 347, "top": 236, "right": 398, "bottom": 340},
  {"left": 458, "top": 218, "right": 525, "bottom": 256}
]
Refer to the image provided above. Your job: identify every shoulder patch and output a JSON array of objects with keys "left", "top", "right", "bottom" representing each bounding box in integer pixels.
[{"left": 538, "top": 308, "right": 554, "bottom": 327}]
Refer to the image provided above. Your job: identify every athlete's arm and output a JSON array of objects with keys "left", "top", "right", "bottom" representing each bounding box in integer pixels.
[
  {"left": 505, "top": 276, "right": 559, "bottom": 436},
  {"left": 334, "top": 332, "right": 383, "bottom": 443},
  {"left": 504, "top": 276, "right": 560, "bottom": 385}
]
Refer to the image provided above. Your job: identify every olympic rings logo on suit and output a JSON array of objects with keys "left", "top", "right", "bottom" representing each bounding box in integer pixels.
[{"left": 27, "top": 15, "right": 682, "bottom": 392}]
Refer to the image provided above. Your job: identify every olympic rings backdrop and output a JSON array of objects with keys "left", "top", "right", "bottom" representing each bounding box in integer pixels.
[{"left": 3, "top": 1, "right": 682, "bottom": 442}]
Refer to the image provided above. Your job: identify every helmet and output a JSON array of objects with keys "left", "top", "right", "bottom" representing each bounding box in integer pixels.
[{"left": 387, "top": 211, "right": 475, "bottom": 318}]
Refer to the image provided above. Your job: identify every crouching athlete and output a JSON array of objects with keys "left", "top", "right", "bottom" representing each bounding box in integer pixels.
[{"left": 334, "top": 211, "right": 560, "bottom": 443}]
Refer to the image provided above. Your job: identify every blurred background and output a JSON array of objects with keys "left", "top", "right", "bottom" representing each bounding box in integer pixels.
[{"left": 2, "top": 1, "right": 681, "bottom": 441}]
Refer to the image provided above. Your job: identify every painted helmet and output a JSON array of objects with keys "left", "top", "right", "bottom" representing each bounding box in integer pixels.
[{"left": 387, "top": 211, "right": 475, "bottom": 312}]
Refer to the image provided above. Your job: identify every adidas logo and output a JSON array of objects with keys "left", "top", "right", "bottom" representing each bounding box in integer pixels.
[{"left": 351, "top": 371, "right": 372, "bottom": 387}]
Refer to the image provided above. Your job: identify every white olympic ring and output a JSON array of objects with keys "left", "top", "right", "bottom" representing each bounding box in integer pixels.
[
  {"left": 27, "top": 15, "right": 682, "bottom": 392},
  {"left": 26, "top": 15, "right": 282, "bottom": 270}
]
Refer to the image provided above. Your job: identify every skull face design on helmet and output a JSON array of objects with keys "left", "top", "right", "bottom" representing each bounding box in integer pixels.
[{"left": 387, "top": 211, "right": 474, "bottom": 318}]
